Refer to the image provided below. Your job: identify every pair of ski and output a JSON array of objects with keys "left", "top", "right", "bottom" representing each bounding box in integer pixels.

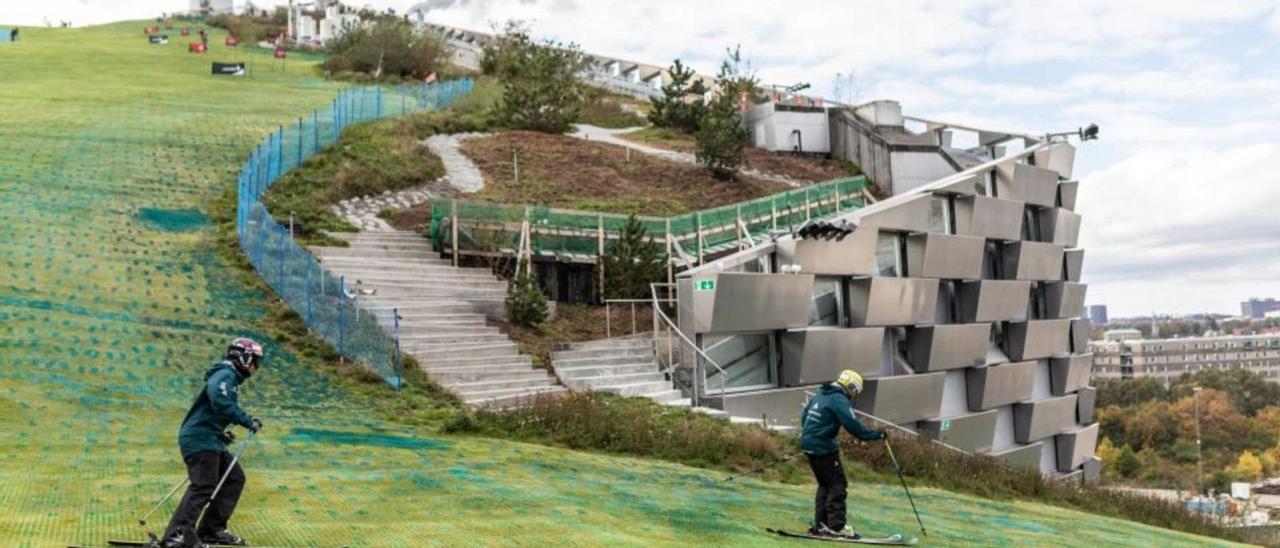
[
  {"left": 768, "top": 528, "right": 919, "bottom": 545},
  {"left": 69, "top": 541, "right": 346, "bottom": 548}
]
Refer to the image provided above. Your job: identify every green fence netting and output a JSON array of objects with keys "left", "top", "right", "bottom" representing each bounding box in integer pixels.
[
  {"left": 238, "top": 79, "right": 474, "bottom": 388},
  {"left": 431, "top": 176, "right": 868, "bottom": 264}
]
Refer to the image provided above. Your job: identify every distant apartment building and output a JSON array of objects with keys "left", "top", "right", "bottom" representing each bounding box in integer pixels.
[
  {"left": 1087, "top": 304, "right": 1108, "bottom": 326},
  {"left": 1242, "top": 298, "right": 1280, "bottom": 319},
  {"left": 1102, "top": 328, "right": 1141, "bottom": 342},
  {"left": 189, "top": 0, "right": 237, "bottom": 16},
  {"left": 286, "top": 1, "right": 360, "bottom": 46},
  {"left": 1091, "top": 333, "right": 1280, "bottom": 383}
]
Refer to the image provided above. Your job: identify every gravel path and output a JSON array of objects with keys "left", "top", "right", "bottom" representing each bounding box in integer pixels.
[
  {"left": 568, "top": 124, "right": 802, "bottom": 187},
  {"left": 424, "top": 132, "right": 488, "bottom": 193},
  {"left": 334, "top": 133, "right": 490, "bottom": 232}
]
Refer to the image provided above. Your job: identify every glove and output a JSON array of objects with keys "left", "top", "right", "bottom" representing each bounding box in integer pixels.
[
  {"left": 250, "top": 418, "right": 263, "bottom": 434},
  {"left": 217, "top": 431, "right": 236, "bottom": 444},
  {"left": 876, "top": 429, "right": 887, "bottom": 440}
]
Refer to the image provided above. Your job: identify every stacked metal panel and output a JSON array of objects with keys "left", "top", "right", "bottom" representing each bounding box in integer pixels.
[{"left": 679, "top": 140, "right": 1097, "bottom": 480}]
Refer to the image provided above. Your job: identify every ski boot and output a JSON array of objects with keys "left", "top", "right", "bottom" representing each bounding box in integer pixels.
[
  {"left": 155, "top": 528, "right": 208, "bottom": 548},
  {"left": 199, "top": 529, "right": 247, "bottom": 546},
  {"left": 819, "top": 524, "right": 863, "bottom": 540}
]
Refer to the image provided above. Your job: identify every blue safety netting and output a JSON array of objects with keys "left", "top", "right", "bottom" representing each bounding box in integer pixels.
[{"left": 236, "top": 79, "right": 474, "bottom": 388}]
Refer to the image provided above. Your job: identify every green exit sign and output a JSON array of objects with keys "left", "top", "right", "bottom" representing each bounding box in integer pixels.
[
  {"left": 695, "top": 279, "right": 716, "bottom": 292},
  {"left": 940, "top": 420, "right": 952, "bottom": 432}
]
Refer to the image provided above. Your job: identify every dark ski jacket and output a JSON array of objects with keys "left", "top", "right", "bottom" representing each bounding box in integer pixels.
[
  {"left": 177, "top": 360, "right": 256, "bottom": 457},
  {"left": 799, "top": 382, "right": 884, "bottom": 456}
]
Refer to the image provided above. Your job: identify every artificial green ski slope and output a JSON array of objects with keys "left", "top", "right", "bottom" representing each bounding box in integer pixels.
[{"left": 0, "top": 21, "right": 1243, "bottom": 548}]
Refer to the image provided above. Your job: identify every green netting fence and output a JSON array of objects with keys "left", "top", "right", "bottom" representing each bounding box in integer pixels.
[
  {"left": 237, "top": 79, "right": 474, "bottom": 388},
  {"left": 430, "top": 176, "right": 869, "bottom": 265}
]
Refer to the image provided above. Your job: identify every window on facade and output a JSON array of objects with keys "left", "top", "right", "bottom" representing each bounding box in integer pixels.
[
  {"left": 809, "top": 277, "right": 843, "bottom": 327},
  {"left": 1021, "top": 207, "right": 1043, "bottom": 241},
  {"left": 875, "top": 232, "right": 904, "bottom": 277},
  {"left": 928, "top": 195, "right": 954, "bottom": 234}
]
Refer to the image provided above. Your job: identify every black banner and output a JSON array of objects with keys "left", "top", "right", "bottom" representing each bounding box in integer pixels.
[{"left": 211, "top": 62, "right": 246, "bottom": 76}]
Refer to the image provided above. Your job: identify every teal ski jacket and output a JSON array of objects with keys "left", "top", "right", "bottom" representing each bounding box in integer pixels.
[
  {"left": 177, "top": 361, "right": 256, "bottom": 457},
  {"left": 799, "top": 382, "right": 884, "bottom": 455}
]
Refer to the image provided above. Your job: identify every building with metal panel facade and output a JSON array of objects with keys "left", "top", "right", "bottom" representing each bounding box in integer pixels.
[
  {"left": 1091, "top": 333, "right": 1280, "bottom": 382},
  {"left": 676, "top": 128, "right": 1097, "bottom": 480}
]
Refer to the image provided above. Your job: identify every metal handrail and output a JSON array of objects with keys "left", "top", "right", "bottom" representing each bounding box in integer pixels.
[
  {"left": 603, "top": 298, "right": 650, "bottom": 339},
  {"left": 649, "top": 282, "right": 728, "bottom": 406}
]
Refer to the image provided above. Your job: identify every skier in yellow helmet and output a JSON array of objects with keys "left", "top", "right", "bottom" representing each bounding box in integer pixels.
[{"left": 799, "top": 369, "right": 885, "bottom": 539}]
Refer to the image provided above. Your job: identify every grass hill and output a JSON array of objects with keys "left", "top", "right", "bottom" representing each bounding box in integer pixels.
[{"left": 0, "top": 20, "right": 1248, "bottom": 547}]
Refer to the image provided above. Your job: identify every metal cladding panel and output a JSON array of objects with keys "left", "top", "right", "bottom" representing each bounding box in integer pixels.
[
  {"left": 1013, "top": 394, "right": 1079, "bottom": 444},
  {"left": 906, "top": 233, "right": 986, "bottom": 279},
  {"left": 1035, "top": 142, "right": 1076, "bottom": 179},
  {"left": 936, "top": 175, "right": 983, "bottom": 196},
  {"left": 677, "top": 278, "right": 712, "bottom": 335},
  {"left": 920, "top": 410, "right": 998, "bottom": 453},
  {"left": 1002, "top": 241, "right": 1066, "bottom": 281},
  {"left": 847, "top": 193, "right": 933, "bottom": 233},
  {"left": 775, "top": 228, "right": 878, "bottom": 276},
  {"left": 954, "top": 194, "right": 1024, "bottom": 241},
  {"left": 1083, "top": 456, "right": 1103, "bottom": 483},
  {"left": 1040, "top": 208, "right": 1082, "bottom": 248},
  {"left": 1064, "top": 249, "right": 1084, "bottom": 282},
  {"left": 966, "top": 361, "right": 1037, "bottom": 411},
  {"left": 705, "top": 273, "right": 815, "bottom": 334},
  {"left": 1058, "top": 181, "right": 1079, "bottom": 211},
  {"left": 1077, "top": 386, "right": 1097, "bottom": 423},
  {"left": 907, "top": 324, "right": 992, "bottom": 372},
  {"left": 1045, "top": 282, "right": 1088, "bottom": 319},
  {"left": 717, "top": 386, "right": 811, "bottom": 428},
  {"left": 1003, "top": 319, "right": 1072, "bottom": 361},
  {"left": 997, "top": 163, "right": 1059, "bottom": 207},
  {"left": 991, "top": 442, "right": 1044, "bottom": 471},
  {"left": 1050, "top": 354, "right": 1093, "bottom": 395},
  {"left": 1069, "top": 318, "right": 1091, "bottom": 354},
  {"left": 848, "top": 277, "right": 939, "bottom": 327},
  {"left": 958, "top": 280, "right": 1031, "bottom": 323},
  {"left": 854, "top": 372, "right": 946, "bottom": 424},
  {"left": 1056, "top": 423, "right": 1100, "bottom": 472},
  {"left": 781, "top": 328, "right": 886, "bottom": 386}
]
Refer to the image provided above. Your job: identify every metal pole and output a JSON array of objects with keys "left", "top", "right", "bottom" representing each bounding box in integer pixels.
[
  {"left": 195, "top": 431, "right": 256, "bottom": 529},
  {"left": 138, "top": 477, "right": 189, "bottom": 526},
  {"left": 394, "top": 308, "right": 402, "bottom": 390},
  {"left": 451, "top": 201, "right": 459, "bottom": 267},
  {"left": 725, "top": 452, "right": 804, "bottom": 482},
  {"left": 1194, "top": 386, "right": 1203, "bottom": 495},
  {"left": 339, "top": 277, "right": 346, "bottom": 355},
  {"left": 696, "top": 212, "right": 703, "bottom": 265},
  {"left": 306, "top": 263, "right": 313, "bottom": 325},
  {"left": 631, "top": 302, "right": 636, "bottom": 335},
  {"left": 278, "top": 226, "right": 286, "bottom": 292},
  {"left": 606, "top": 302, "right": 611, "bottom": 339},
  {"left": 597, "top": 214, "right": 605, "bottom": 302},
  {"left": 665, "top": 219, "right": 673, "bottom": 285}
]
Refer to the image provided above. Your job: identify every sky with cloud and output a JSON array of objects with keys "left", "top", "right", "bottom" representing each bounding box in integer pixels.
[{"left": 6, "top": 1, "right": 1280, "bottom": 317}]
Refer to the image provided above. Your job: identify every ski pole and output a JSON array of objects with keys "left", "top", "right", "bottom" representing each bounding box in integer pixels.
[
  {"left": 139, "top": 476, "right": 190, "bottom": 526},
  {"left": 195, "top": 430, "right": 257, "bottom": 526},
  {"left": 725, "top": 452, "right": 804, "bottom": 482},
  {"left": 884, "top": 436, "right": 926, "bottom": 537}
]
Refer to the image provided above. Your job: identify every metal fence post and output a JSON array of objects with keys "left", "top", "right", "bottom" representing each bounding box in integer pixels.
[
  {"left": 278, "top": 226, "right": 287, "bottom": 292},
  {"left": 695, "top": 212, "right": 703, "bottom": 265},
  {"left": 339, "top": 276, "right": 346, "bottom": 356},
  {"left": 275, "top": 125, "right": 284, "bottom": 180},
  {"left": 665, "top": 218, "right": 673, "bottom": 284},
  {"left": 306, "top": 263, "right": 313, "bottom": 325},
  {"left": 393, "top": 307, "right": 402, "bottom": 390},
  {"left": 597, "top": 214, "right": 605, "bottom": 302}
]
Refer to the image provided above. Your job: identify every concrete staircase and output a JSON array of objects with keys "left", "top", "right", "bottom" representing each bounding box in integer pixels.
[
  {"left": 550, "top": 337, "right": 685, "bottom": 404},
  {"left": 312, "top": 230, "right": 566, "bottom": 407}
]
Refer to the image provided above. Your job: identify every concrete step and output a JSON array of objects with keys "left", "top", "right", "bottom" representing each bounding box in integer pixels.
[
  {"left": 317, "top": 257, "right": 460, "bottom": 270},
  {"left": 644, "top": 391, "right": 685, "bottom": 403},
  {"left": 322, "top": 265, "right": 498, "bottom": 279},
  {"left": 333, "top": 231, "right": 428, "bottom": 242},
  {"left": 405, "top": 342, "right": 519, "bottom": 358},
  {"left": 598, "top": 380, "right": 677, "bottom": 397},
  {"left": 552, "top": 347, "right": 653, "bottom": 361},
  {"left": 563, "top": 372, "right": 665, "bottom": 390},
  {"left": 552, "top": 355, "right": 654, "bottom": 369},
  {"left": 314, "top": 248, "right": 440, "bottom": 261},
  {"left": 448, "top": 375, "right": 559, "bottom": 394},
  {"left": 362, "top": 300, "right": 476, "bottom": 313},
  {"left": 348, "top": 279, "right": 508, "bottom": 292},
  {"left": 662, "top": 397, "right": 693, "bottom": 407},
  {"left": 464, "top": 386, "right": 568, "bottom": 408},
  {"left": 362, "top": 285, "right": 507, "bottom": 297},
  {"left": 387, "top": 320, "right": 489, "bottom": 331},
  {"left": 569, "top": 338, "right": 654, "bottom": 351},
  {"left": 399, "top": 333, "right": 511, "bottom": 345},
  {"left": 423, "top": 354, "right": 533, "bottom": 369},
  {"left": 553, "top": 362, "right": 657, "bottom": 379},
  {"left": 397, "top": 326, "right": 503, "bottom": 338},
  {"left": 428, "top": 367, "right": 551, "bottom": 384},
  {"left": 691, "top": 406, "right": 729, "bottom": 418},
  {"left": 729, "top": 416, "right": 764, "bottom": 426}
]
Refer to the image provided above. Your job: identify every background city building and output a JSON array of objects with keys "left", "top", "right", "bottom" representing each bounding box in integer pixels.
[
  {"left": 1088, "top": 304, "right": 1109, "bottom": 326},
  {"left": 1091, "top": 333, "right": 1280, "bottom": 383},
  {"left": 1242, "top": 298, "right": 1280, "bottom": 319}
]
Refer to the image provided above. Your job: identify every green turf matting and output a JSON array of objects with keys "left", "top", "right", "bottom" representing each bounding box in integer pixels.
[{"left": 0, "top": 20, "right": 1245, "bottom": 548}]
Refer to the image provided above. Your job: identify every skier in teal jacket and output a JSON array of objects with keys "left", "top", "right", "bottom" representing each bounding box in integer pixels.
[
  {"left": 799, "top": 369, "right": 885, "bottom": 539},
  {"left": 160, "top": 338, "right": 264, "bottom": 548}
]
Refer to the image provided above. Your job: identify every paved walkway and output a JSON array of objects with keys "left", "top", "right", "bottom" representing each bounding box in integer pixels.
[
  {"left": 424, "top": 132, "right": 488, "bottom": 193},
  {"left": 568, "top": 123, "right": 803, "bottom": 187}
]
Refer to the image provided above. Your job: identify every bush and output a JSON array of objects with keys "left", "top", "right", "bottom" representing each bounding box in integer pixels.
[
  {"left": 505, "top": 260, "right": 548, "bottom": 328},
  {"left": 324, "top": 19, "right": 447, "bottom": 80},
  {"left": 602, "top": 215, "right": 667, "bottom": 300},
  {"left": 484, "top": 21, "right": 590, "bottom": 133}
]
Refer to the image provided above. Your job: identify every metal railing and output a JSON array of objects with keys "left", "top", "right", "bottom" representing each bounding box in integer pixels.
[
  {"left": 603, "top": 298, "right": 650, "bottom": 339},
  {"left": 647, "top": 282, "right": 730, "bottom": 407}
]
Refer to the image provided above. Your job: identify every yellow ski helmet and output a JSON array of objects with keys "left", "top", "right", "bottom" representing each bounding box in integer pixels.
[{"left": 835, "top": 369, "right": 863, "bottom": 395}]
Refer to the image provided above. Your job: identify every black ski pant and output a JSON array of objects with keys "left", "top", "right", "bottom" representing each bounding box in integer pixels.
[
  {"left": 164, "top": 450, "right": 245, "bottom": 540},
  {"left": 807, "top": 451, "right": 848, "bottom": 530}
]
